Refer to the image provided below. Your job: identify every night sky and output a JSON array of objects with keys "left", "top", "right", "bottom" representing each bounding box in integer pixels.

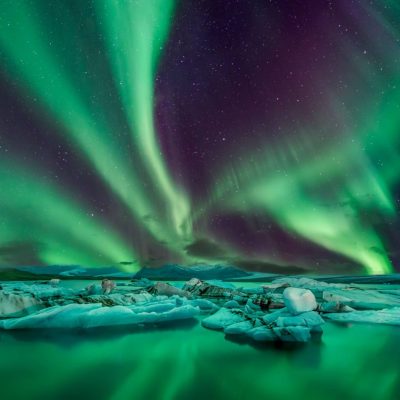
[{"left": 1, "top": 0, "right": 400, "bottom": 274}]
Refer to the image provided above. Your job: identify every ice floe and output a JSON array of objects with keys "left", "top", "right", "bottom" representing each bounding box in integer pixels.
[
  {"left": 0, "top": 300, "right": 200, "bottom": 330},
  {"left": 325, "top": 307, "right": 400, "bottom": 325},
  {"left": 1, "top": 276, "right": 399, "bottom": 344}
]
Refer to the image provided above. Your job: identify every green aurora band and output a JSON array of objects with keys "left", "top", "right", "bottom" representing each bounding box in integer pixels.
[
  {"left": 0, "top": 158, "right": 136, "bottom": 268},
  {"left": 0, "top": 0, "right": 192, "bottom": 268},
  {"left": 97, "top": 0, "right": 192, "bottom": 240},
  {"left": 206, "top": 25, "right": 400, "bottom": 275},
  {"left": 0, "top": 1, "right": 399, "bottom": 274}
]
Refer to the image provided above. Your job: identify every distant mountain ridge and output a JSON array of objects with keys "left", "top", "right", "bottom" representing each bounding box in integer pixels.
[
  {"left": 17, "top": 265, "right": 128, "bottom": 277},
  {"left": 0, "top": 266, "right": 132, "bottom": 280},
  {"left": 2, "top": 265, "right": 398, "bottom": 284},
  {"left": 0, "top": 264, "right": 253, "bottom": 281},
  {"left": 133, "top": 264, "right": 252, "bottom": 280}
]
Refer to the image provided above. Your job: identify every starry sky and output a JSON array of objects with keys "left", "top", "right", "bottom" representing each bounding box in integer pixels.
[{"left": 0, "top": 0, "right": 400, "bottom": 274}]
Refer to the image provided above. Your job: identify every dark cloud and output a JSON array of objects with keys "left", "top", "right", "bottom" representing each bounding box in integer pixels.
[
  {"left": 0, "top": 241, "right": 44, "bottom": 267},
  {"left": 185, "top": 238, "right": 228, "bottom": 260},
  {"left": 232, "top": 259, "right": 307, "bottom": 275}
]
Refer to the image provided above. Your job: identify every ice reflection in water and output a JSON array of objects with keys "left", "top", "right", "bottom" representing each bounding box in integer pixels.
[{"left": 0, "top": 314, "right": 400, "bottom": 400}]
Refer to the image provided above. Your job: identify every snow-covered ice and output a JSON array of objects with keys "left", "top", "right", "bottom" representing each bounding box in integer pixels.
[
  {"left": 0, "top": 291, "right": 42, "bottom": 318},
  {"left": 325, "top": 307, "right": 400, "bottom": 326},
  {"left": 202, "top": 308, "right": 244, "bottom": 330},
  {"left": 1, "top": 276, "right": 399, "bottom": 344},
  {"left": 283, "top": 287, "right": 317, "bottom": 314},
  {"left": 0, "top": 301, "right": 200, "bottom": 330}
]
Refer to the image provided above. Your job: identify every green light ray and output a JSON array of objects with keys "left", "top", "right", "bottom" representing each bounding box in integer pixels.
[
  {"left": 0, "top": 1, "right": 194, "bottom": 263},
  {"left": 204, "top": 78, "right": 400, "bottom": 274},
  {"left": 197, "top": 5, "right": 400, "bottom": 274},
  {"left": 0, "top": 157, "right": 137, "bottom": 268},
  {"left": 210, "top": 145, "right": 392, "bottom": 273},
  {"left": 206, "top": 90, "right": 400, "bottom": 274},
  {"left": 96, "top": 0, "right": 192, "bottom": 240}
]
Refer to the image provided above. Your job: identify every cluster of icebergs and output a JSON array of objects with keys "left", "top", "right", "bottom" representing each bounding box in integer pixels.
[
  {"left": 0, "top": 276, "right": 399, "bottom": 343},
  {"left": 202, "top": 287, "right": 324, "bottom": 342}
]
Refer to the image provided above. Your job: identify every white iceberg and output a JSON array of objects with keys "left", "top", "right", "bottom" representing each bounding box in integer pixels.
[{"left": 283, "top": 287, "right": 317, "bottom": 315}]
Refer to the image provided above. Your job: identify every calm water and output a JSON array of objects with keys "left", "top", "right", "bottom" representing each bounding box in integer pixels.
[{"left": 1, "top": 281, "right": 400, "bottom": 400}]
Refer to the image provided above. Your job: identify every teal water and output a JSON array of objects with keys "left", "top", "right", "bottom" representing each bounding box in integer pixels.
[
  {"left": 1, "top": 281, "right": 400, "bottom": 399},
  {"left": 1, "top": 318, "right": 400, "bottom": 399}
]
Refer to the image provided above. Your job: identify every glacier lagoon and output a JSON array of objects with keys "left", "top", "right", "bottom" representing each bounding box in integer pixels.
[
  {"left": 0, "top": 310, "right": 399, "bottom": 400},
  {"left": 0, "top": 279, "right": 400, "bottom": 400}
]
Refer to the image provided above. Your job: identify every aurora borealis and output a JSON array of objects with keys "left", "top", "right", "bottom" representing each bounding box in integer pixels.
[{"left": 1, "top": 0, "right": 400, "bottom": 274}]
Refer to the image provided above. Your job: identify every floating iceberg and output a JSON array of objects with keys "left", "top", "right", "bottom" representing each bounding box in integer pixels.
[
  {"left": 0, "top": 291, "right": 43, "bottom": 318},
  {"left": 321, "top": 288, "right": 400, "bottom": 310},
  {"left": 283, "top": 287, "right": 317, "bottom": 314},
  {"left": 0, "top": 301, "right": 200, "bottom": 330},
  {"left": 1, "top": 276, "right": 399, "bottom": 345},
  {"left": 202, "top": 308, "right": 244, "bottom": 330},
  {"left": 276, "top": 311, "right": 324, "bottom": 327},
  {"left": 224, "top": 320, "right": 255, "bottom": 335},
  {"left": 247, "top": 326, "right": 278, "bottom": 341},
  {"left": 272, "top": 326, "right": 311, "bottom": 342},
  {"left": 148, "top": 282, "right": 191, "bottom": 297},
  {"left": 266, "top": 277, "right": 344, "bottom": 289},
  {"left": 325, "top": 307, "right": 400, "bottom": 326},
  {"left": 203, "top": 303, "right": 324, "bottom": 342}
]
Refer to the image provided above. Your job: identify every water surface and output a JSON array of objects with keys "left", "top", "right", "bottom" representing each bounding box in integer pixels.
[{"left": 0, "top": 281, "right": 399, "bottom": 400}]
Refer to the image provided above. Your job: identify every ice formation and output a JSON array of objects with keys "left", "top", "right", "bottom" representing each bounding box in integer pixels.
[
  {"left": 282, "top": 287, "right": 317, "bottom": 314},
  {"left": 325, "top": 307, "right": 400, "bottom": 325},
  {"left": 0, "top": 291, "right": 42, "bottom": 318},
  {"left": 0, "top": 275, "right": 400, "bottom": 344},
  {"left": 0, "top": 301, "right": 200, "bottom": 330}
]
